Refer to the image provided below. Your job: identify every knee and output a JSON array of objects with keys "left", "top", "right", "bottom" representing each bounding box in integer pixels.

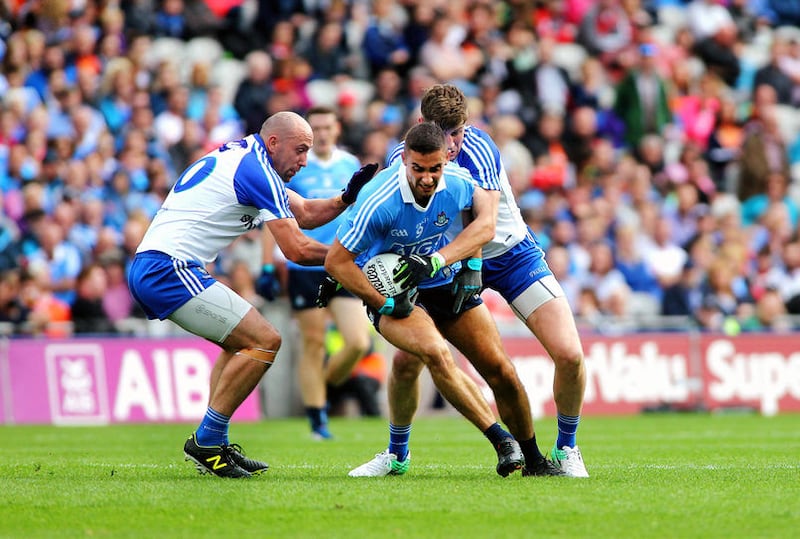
[
  {"left": 392, "top": 350, "right": 426, "bottom": 383},
  {"left": 416, "top": 344, "right": 455, "bottom": 377},
  {"left": 482, "top": 360, "right": 522, "bottom": 391},
  {"left": 343, "top": 333, "right": 371, "bottom": 358},
  {"left": 552, "top": 346, "right": 584, "bottom": 372},
  {"left": 252, "top": 329, "right": 282, "bottom": 358}
]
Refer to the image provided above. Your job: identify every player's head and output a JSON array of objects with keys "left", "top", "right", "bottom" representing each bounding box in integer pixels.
[
  {"left": 306, "top": 106, "right": 340, "bottom": 160},
  {"left": 260, "top": 111, "right": 313, "bottom": 181},
  {"left": 419, "top": 83, "right": 468, "bottom": 161},
  {"left": 402, "top": 122, "right": 447, "bottom": 205}
]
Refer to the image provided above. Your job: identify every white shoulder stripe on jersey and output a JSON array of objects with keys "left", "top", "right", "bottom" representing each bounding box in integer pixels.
[
  {"left": 462, "top": 128, "right": 500, "bottom": 190},
  {"left": 253, "top": 141, "right": 292, "bottom": 218},
  {"left": 340, "top": 170, "right": 401, "bottom": 250}
]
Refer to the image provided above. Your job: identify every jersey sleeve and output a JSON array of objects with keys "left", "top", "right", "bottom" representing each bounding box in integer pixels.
[
  {"left": 233, "top": 150, "right": 293, "bottom": 221},
  {"left": 460, "top": 127, "right": 502, "bottom": 192}
]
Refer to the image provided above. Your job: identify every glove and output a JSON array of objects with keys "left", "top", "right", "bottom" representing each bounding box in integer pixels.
[
  {"left": 378, "top": 289, "right": 416, "bottom": 318},
  {"left": 256, "top": 264, "right": 280, "bottom": 301},
  {"left": 451, "top": 258, "right": 482, "bottom": 314},
  {"left": 341, "top": 163, "right": 379, "bottom": 204},
  {"left": 393, "top": 253, "right": 445, "bottom": 289},
  {"left": 316, "top": 275, "right": 342, "bottom": 308}
]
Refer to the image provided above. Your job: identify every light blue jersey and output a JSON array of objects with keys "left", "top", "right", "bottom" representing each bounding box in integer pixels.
[
  {"left": 388, "top": 125, "right": 552, "bottom": 306},
  {"left": 285, "top": 148, "right": 361, "bottom": 271},
  {"left": 387, "top": 125, "right": 528, "bottom": 259},
  {"left": 337, "top": 160, "right": 476, "bottom": 289}
]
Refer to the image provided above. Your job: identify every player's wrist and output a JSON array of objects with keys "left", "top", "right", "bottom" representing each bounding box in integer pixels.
[
  {"left": 378, "top": 297, "right": 395, "bottom": 315},
  {"left": 430, "top": 252, "right": 446, "bottom": 273},
  {"left": 466, "top": 257, "right": 482, "bottom": 271},
  {"left": 262, "top": 264, "right": 275, "bottom": 273}
]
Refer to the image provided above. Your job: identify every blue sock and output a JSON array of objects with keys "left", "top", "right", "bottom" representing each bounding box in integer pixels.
[
  {"left": 306, "top": 407, "right": 326, "bottom": 432},
  {"left": 388, "top": 423, "right": 411, "bottom": 461},
  {"left": 556, "top": 413, "right": 580, "bottom": 449},
  {"left": 483, "top": 422, "right": 512, "bottom": 446},
  {"left": 196, "top": 407, "right": 230, "bottom": 446}
]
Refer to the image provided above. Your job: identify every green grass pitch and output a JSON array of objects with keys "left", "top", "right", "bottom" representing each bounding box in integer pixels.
[{"left": 2, "top": 413, "right": 798, "bottom": 539}]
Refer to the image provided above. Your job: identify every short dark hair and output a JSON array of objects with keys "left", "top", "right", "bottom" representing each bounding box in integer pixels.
[{"left": 404, "top": 122, "right": 446, "bottom": 155}]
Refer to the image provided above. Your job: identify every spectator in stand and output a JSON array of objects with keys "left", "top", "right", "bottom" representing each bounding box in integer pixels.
[
  {"left": 753, "top": 37, "right": 796, "bottom": 106},
  {"left": 530, "top": 36, "right": 573, "bottom": 116},
  {"left": 614, "top": 222, "right": 662, "bottom": 306},
  {"left": 687, "top": 0, "right": 740, "bottom": 86},
  {"left": 361, "top": 0, "right": 411, "bottom": 77},
  {"left": 695, "top": 254, "right": 755, "bottom": 332},
  {"left": 613, "top": 42, "right": 672, "bottom": 150},
  {"left": 490, "top": 114, "right": 535, "bottom": 201},
  {"left": 705, "top": 93, "right": 744, "bottom": 192},
  {"left": 25, "top": 217, "right": 82, "bottom": 306},
  {"left": 233, "top": 50, "right": 274, "bottom": 136},
  {"left": 418, "top": 12, "right": 483, "bottom": 92},
  {"left": 71, "top": 263, "right": 117, "bottom": 335},
  {"left": 737, "top": 102, "right": 791, "bottom": 201},
  {"left": 577, "top": 0, "right": 634, "bottom": 75},
  {"left": 99, "top": 248, "right": 139, "bottom": 325},
  {"left": 586, "top": 239, "right": 632, "bottom": 317},
  {"left": 741, "top": 171, "right": 799, "bottom": 228},
  {"left": 777, "top": 240, "right": 800, "bottom": 315},
  {"left": 528, "top": 107, "right": 573, "bottom": 192},
  {"left": 643, "top": 215, "right": 688, "bottom": 293},
  {"left": 18, "top": 263, "right": 72, "bottom": 338},
  {"left": 777, "top": 37, "right": 800, "bottom": 106},
  {"left": 0, "top": 268, "right": 30, "bottom": 333},
  {"left": 533, "top": 0, "right": 579, "bottom": 43},
  {"left": 297, "top": 20, "right": 353, "bottom": 81}
]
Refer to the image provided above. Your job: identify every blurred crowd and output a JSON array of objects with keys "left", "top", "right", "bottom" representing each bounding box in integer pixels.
[{"left": 1, "top": 0, "right": 800, "bottom": 338}]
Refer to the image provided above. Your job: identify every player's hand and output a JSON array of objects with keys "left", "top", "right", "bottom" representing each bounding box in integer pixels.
[
  {"left": 452, "top": 258, "right": 482, "bottom": 314},
  {"left": 393, "top": 253, "right": 444, "bottom": 289},
  {"left": 341, "top": 163, "right": 379, "bottom": 204},
  {"left": 316, "top": 275, "right": 342, "bottom": 308},
  {"left": 378, "top": 289, "right": 416, "bottom": 318},
  {"left": 256, "top": 264, "right": 280, "bottom": 301}
]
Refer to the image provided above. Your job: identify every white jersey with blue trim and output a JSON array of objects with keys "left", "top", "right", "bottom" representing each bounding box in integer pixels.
[
  {"left": 284, "top": 147, "right": 361, "bottom": 271},
  {"left": 137, "top": 134, "right": 293, "bottom": 264},
  {"left": 337, "top": 159, "right": 476, "bottom": 289},
  {"left": 387, "top": 125, "right": 527, "bottom": 259}
]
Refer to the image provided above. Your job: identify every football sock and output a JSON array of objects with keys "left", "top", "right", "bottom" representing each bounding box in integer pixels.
[
  {"left": 518, "top": 435, "right": 546, "bottom": 465},
  {"left": 388, "top": 423, "right": 411, "bottom": 461},
  {"left": 305, "top": 407, "right": 328, "bottom": 432},
  {"left": 556, "top": 413, "right": 580, "bottom": 449},
  {"left": 196, "top": 407, "right": 230, "bottom": 446},
  {"left": 483, "top": 422, "right": 513, "bottom": 446}
]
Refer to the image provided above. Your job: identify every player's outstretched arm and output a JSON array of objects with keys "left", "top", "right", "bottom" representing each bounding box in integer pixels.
[
  {"left": 288, "top": 163, "right": 379, "bottom": 229},
  {"left": 266, "top": 218, "right": 329, "bottom": 266}
]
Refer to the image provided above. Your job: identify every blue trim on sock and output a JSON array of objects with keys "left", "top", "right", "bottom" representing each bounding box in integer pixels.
[
  {"left": 388, "top": 423, "right": 411, "bottom": 461},
  {"left": 196, "top": 407, "right": 230, "bottom": 446},
  {"left": 556, "top": 413, "right": 580, "bottom": 449}
]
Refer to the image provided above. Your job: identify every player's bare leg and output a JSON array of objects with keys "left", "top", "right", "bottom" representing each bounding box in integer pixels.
[
  {"left": 325, "top": 297, "right": 371, "bottom": 385},
  {"left": 526, "top": 296, "right": 589, "bottom": 477}
]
